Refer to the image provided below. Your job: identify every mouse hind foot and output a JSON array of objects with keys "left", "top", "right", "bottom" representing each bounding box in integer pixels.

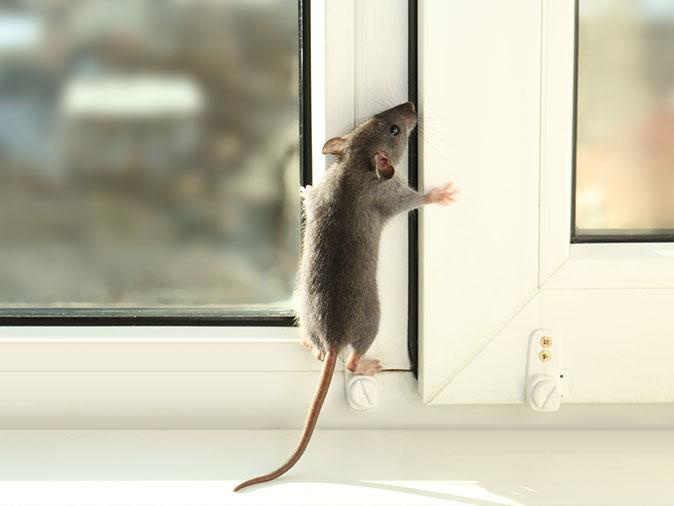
[
  {"left": 301, "top": 336, "right": 325, "bottom": 361},
  {"left": 346, "top": 351, "right": 382, "bottom": 376}
]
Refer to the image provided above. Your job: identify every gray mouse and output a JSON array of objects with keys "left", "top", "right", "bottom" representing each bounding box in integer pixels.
[{"left": 234, "top": 102, "right": 457, "bottom": 492}]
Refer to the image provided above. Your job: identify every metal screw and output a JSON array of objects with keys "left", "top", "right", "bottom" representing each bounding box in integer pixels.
[
  {"left": 540, "top": 336, "right": 553, "bottom": 348},
  {"left": 539, "top": 350, "right": 552, "bottom": 362}
]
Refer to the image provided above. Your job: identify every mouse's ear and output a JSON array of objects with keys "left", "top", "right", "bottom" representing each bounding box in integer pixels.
[
  {"left": 322, "top": 135, "right": 349, "bottom": 156},
  {"left": 373, "top": 152, "right": 395, "bottom": 180}
]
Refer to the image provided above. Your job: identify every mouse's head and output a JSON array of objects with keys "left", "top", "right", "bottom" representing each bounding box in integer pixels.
[{"left": 322, "top": 101, "right": 417, "bottom": 180}]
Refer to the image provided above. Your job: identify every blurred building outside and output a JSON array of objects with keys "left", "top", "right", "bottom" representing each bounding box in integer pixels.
[
  {"left": 0, "top": 0, "right": 301, "bottom": 308},
  {"left": 576, "top": 0, "right": 674, "bottom": 234}
]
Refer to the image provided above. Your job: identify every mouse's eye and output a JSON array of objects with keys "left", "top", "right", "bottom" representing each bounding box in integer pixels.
[{"left": 390, "top": 124, "right": 400, "bottom": 136}]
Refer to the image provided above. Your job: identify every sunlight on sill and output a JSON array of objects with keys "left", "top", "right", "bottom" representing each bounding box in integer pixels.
[
  {"left": 0, "top": 480, "right": 526, "bottom": 506},
  {"left": 365, "top": 480, "right": 525, "bottom": 505}
]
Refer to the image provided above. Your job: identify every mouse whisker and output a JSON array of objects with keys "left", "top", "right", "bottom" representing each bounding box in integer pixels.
[{"left": 361, "top": 82, "right": 391, "bottom": 112}]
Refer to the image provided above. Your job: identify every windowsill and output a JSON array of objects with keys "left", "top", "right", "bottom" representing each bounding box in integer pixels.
[
  {"left": 0, "top": 326, "right": 325, "bottom": 372},
  {"left": 0, "top": 325, "right": 301, "bottom": 342},
  {"left": 1, "top": 430, "right": 672, "bottom": 506}
]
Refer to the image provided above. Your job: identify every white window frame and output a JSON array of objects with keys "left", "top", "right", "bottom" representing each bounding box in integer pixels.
[
  {"left": 419, "top": 0, "right": 674, "bottom": 404},
  {"left": 0, "top": 0, "right": 416, "bottom": 426},
  {"left": 7, "top": 0, "right": 670, "bottom": 430}
]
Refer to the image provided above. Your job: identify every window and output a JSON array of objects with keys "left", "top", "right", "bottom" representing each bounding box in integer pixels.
[
  {"left": 419, "top": 0, "right": 674, "bottom": 405},
  {"left": 575, "top": 0, "right": 674, "bottom": 240},
  {"left": 0, "top": 0, "right": 303, "bottom": 321},
  {"left": 0, "top": 0, "right": 416, "bottom": 427},
  {"left": 0, "top": 0, "right": 669, "bottom": 429}
]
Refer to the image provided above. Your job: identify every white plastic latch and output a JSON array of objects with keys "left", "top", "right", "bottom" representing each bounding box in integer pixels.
[
  {"left": 344, "top": 369, "right": 378, "bottom": 410},
  {"left": 526, "top": 329, "right": 563, "bottom": 412}
]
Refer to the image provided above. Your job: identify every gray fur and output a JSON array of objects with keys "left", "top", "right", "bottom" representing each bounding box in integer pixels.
[{"left": 298, "top": 102, "right": 425, "bottom": 356}]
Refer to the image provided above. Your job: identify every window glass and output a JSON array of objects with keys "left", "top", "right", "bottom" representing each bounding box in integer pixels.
[
  {"left": 0, "top": 0, "right": 300, "bottom": 309},
  {"left": 576, "top": 0, "right": 674, "bottom": 237}
]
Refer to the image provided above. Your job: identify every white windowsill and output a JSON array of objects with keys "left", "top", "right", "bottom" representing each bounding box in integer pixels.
[
  {"left": 1, "top": 430, "right": 672, "bottom": 506},
  {"left": 0, "top": 326, "right": 301, "bottom": 343}
]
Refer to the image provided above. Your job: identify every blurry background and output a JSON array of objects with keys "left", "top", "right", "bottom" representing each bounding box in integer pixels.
[
  {"left": 576, "top": 0, "right": 674, "bottom": 236},
  {"left": 0, "top": 0, "right": 301, "bottom": 308}
]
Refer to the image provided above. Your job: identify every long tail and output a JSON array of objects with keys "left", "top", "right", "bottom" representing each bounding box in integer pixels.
[{"left": 233, "top": 347, "right": 339, "bottom": 492}]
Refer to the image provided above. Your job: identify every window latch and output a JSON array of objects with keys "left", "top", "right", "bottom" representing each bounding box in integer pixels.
[
  {"left": 526, "top": 329, "right": 567, "bottom": 412},
  {"left": 344, "top": 369, "right": 378, "bottom": 410}
]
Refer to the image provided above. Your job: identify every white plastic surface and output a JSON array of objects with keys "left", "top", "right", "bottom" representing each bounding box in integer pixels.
[
  {"left": 526, "top": 329, "right": 563, "bottom": 412},
  {"left": 344, "top": 371, "right": 378, "bottom": 410}
]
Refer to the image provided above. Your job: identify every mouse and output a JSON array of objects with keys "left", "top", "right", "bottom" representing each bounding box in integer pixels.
[{"left": 233, "top": 101, "right": 457, "bottom": 492}]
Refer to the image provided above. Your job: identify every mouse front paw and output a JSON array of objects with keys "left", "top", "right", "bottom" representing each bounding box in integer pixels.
[{"left": 425, "top": 182, "right": 458, "bottom": 206}]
